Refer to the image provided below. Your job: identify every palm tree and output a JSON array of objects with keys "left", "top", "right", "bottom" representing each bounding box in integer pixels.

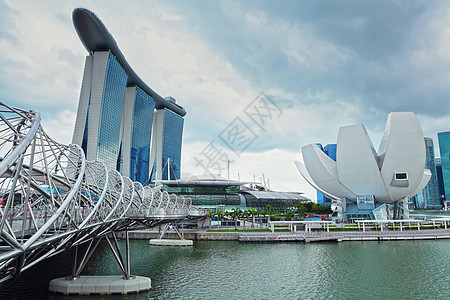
[
  {"left": 267, "top": 204, "right": 272, "bottom": 224},
  {"left": 250, "top": 208, "right": 257, "bottom": 228},
  {"left": 242, "top": 210, "right": 249, "bottom": 229},
  {"left": 217, "top": 210, "right": 223, "bottom": 229},
  {"left": 224, "top": 210, "right": 231, "bottom": 228},
  {"left": 231, "top": 206, "right": 241, "bottom": 230},
  {"left": 207, "top": 210, "right": 215, "bottom": 230},
  {"left": 257, "top": 209, "right": 265, "bottom": 227}
]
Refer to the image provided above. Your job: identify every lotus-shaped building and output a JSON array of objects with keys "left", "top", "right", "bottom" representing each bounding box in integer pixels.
[{"left": 295, "top": 112, "right": 430, "bottom": 221}]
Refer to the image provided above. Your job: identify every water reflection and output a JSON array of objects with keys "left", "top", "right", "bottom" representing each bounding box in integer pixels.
[{"left": 0, "top": 239, "right": 448, "bottom": 299}]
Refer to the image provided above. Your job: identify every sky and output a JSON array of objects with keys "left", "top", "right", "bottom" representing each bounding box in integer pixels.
[{"left": 1, "top": 0, "right": 450, "bottom": 200}]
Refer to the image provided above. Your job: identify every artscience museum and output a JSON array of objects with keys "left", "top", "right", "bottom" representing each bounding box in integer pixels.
[{"left": 295, "top": 112, "right": 431, "bottom": 222}]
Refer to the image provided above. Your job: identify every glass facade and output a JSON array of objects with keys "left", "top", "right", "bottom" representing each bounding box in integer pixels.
[
  {"left": 164, "top": 185, "right": 241, "bottom": 207},
  {"left": 161, "top": 109, "right": 184, "bottom": 180},
  {"left": 412, "top": 190, "right": 426, "bottom": 208},
  {"left": 81, "top": 103, "right": 89, "bottom": 153},
  {"left": 163, "top": 184, "right": 306, "bottom": 212},
  {"left": 435, "top": 158, "right": 445, "bottom": 204},
  {"left": 242, "top": 194, "right": 298, "bottom": 213},
  {"left": 438, "top": 132, "right": 450, "bottom": 202},
  {"left": 96, "top": 52, "right": 128, "bottom": 170},
  {"left": 424, "top": 137, "right": 441, "bottom": 207},
  {"left": 129, "top": 87, "right": 155, "bottom": 184}
]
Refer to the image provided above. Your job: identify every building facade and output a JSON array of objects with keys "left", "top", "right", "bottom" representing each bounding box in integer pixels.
[
  {"left": 296, "top": 112, "right": 431, "bottom": 221},
  {"left": 438, "top": 132, "right": 450, "bottom": 203},
  {"left": 71, "top": 8, "right": 186, "bottom": 185},
  {"left": 315, "top": 144, "right": 335, "bottom": 206},
  {"left": 149, "top": 108, "right": 184, "bottom": 181},
  {"left": 423, "top": 137, "right": 441, "bottom": 208},
  {"left": 161, "top": 176, "right": 310, "bottom": 212},
  {"left": 72, "top": 51, "right": 128, "bottom": 170},
  {"left": 121, "top": 86, "right": 155, "bottom": 184},
  {"left": 435, "top": 158, "right": 445, "bottom": 204}
]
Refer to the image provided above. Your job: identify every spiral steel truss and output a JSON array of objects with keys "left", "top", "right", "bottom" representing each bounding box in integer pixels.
[{"left": 0, "top": 102, "right": 204, "bottom": 282}]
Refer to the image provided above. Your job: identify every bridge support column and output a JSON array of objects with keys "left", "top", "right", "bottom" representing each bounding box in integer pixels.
[
  {"left": 149, "top": 223, "right": 193, "bottom": 246},
  {"left": 49, "top": 234, "right": 151, "bottom": 295}
]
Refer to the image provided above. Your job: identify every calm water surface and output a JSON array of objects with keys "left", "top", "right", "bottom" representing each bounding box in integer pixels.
[{"left": 0, "top": 239, "right": 449, "bottom": 299}]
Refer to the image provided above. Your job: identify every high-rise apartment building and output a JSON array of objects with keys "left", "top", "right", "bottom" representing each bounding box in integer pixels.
[{"left": 71, "top": 8, "right": 186, "bottom": 185}]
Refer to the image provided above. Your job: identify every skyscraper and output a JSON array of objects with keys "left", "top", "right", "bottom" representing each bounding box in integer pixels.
[
  {"left": 72, "top": 51, "right": 128, "bottom": 170},
  {"left": 435, "top": 158, "right": 445, "bottom": 204},
  {"left": 423, "top": 137, "right": 441, "bottom": 208},
  {"left": 438, "top": 132, "right": 450, "bottom": 202},
  {"left": 149, "top": 107, "right": 184, "bottom": 181},
  {"left": 121, "top": 86, "right": 156, "bottom": 184},
  {"left": 71, "top": 8, "right": 186, "bottom": 184}
]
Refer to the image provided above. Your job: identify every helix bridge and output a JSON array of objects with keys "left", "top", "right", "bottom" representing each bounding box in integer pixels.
[{"left": 0, "top": 102, "right": 206, "bottom": 283}]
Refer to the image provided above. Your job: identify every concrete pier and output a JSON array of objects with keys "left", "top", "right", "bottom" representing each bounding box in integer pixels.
[
  {"left": 149, "top": 239, "right": 193, "bottom": 246},
  {"left": 49, "top": 275, "right": 151, "bottom": 295}
]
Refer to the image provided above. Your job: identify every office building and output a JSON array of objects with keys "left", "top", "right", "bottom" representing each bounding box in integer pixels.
[
  {"left": 438, "top": 132, "right": 450, "bottom": 203},
  {"left": 423, "top": 137, "right": 441, "bottom": 208},
  {"left": 435, "top": 158, "right": 445, "bottom": 204}
]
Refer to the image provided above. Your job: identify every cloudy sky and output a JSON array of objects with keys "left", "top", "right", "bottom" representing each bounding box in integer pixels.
[{"left": 1, "top": 0, "right": 450, "bottom": 200}]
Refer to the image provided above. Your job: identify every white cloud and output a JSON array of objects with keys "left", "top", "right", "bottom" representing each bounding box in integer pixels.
[
  {"left": 41, "top": 110, "right": 76, "bottom": 145},
  {"left": 2, "top": 0, "right": 450, "bottom": 201}
]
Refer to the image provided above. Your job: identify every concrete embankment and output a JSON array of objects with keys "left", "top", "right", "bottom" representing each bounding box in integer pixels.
[
  {"left": 116, "top": 230, "right": 241, "bottom": 241},
  {"left": 118, "top": 229, "right": 450, "bottom": 243}
]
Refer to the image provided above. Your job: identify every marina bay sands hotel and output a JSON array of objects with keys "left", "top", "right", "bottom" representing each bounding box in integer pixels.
[{"left": 71, "top": 8, "right": 185, "bottom": 185}]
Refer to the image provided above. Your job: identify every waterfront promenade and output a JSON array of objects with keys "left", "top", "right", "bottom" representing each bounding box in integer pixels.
[{"left": 118, "top": 227, "right": 450, "bottom": 243}]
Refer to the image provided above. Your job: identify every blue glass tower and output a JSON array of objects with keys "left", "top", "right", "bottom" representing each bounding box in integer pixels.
[
  {"left": 73, "top": 51, "right": 128, "bottom": 170},
  {"left": 162, "top": 109, "right": 184, "bottom": 180},
  {"left": 435, "top": 158, "right": 445, "bottom": 204},
  {"left": 72, "top": 8, "right": 186, "bottom": 185},
  {"left": 438, "top": 131, "right": 450, "bottom": 202},
  {"left": 120, "top": 86, "right": 156, "bottom": 184},
  {"left": 423, "top": 137, "right": 441, "bottom": 208},
  {"left": 131, "top": 88, "right": 155, "bottom": 183},
  {"left": 150, "top": 108, "right": 184, "bottom": 181}
]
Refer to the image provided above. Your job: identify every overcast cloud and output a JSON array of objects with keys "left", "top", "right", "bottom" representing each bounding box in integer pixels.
[{"left": 1, "top": 0, "right": 450, "bottom": 200}]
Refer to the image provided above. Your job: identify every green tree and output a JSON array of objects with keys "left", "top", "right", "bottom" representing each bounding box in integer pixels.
[
  {"left": 266, "top": 204, "right": 272, "bottom": 223},
  {"left": 304, "top": 202, "right": 313, "bottom": 212},
  {"left": 250, "top": 208, "right": 257, "bottom": 228},
  {"left": 224, "top": 210, "right": 231, "bottom": 227},
  {"left": 242, "top": 210, "right": 250, "bottom": 229},
  {"left": 217, "top": 210, "right": 223, "bottom": 229},
  {"left": 257, "top": 209, "right": 265, "bottom": 226},
  {"left": 295, "top": 202, "right": 307, "bottom": 219},
  {"left": 207, "top": 210, "right": 215, "bottom": 230},
  {"left": 231, "top": 207, "right": 241, "bottom": 230},
  {"left": 284, "top": 210, "right": 294, "bottom": 221}
]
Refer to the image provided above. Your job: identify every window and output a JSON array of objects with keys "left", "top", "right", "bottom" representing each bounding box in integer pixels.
[{"left": 395, "top": 172, "right": 408, "bottom": 180}]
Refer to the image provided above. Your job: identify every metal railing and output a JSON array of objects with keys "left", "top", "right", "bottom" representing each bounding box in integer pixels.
[{"left": 0, "top": 102, "right": 206, "bottom": 282}]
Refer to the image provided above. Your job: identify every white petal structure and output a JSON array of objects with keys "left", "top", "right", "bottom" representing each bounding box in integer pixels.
[{"left": 296, "top": 112, "right": 430, "bottom": 205}]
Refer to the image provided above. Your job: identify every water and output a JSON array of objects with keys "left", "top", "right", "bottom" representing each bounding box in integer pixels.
[{"left": 1, "top": 239, "right": 449, "bottom": 299}]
